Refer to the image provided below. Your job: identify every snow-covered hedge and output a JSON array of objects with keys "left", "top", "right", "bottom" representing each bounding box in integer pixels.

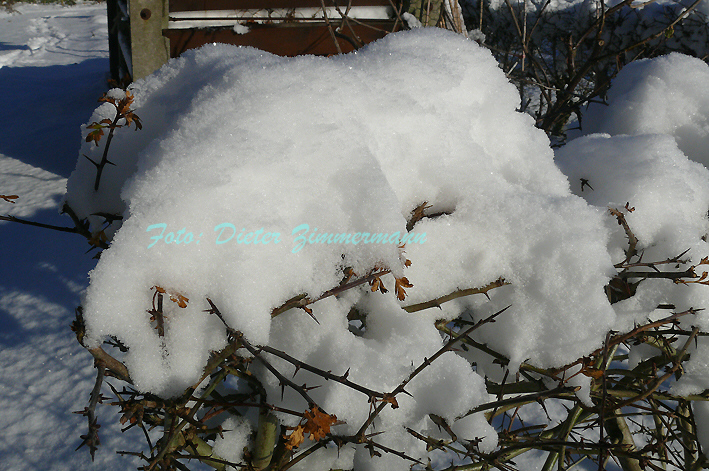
[{"left": 65, "top": 27, "right": 709, "bottom": 471}]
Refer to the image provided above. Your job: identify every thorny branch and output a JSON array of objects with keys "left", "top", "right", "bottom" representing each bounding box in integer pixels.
[
  {"left": 74, "top": 365, "right": 106, "bottom": 460},
  {"left": 256, "top": 344, "right": 386, "bottom": 401},
  {"left": 84, "top": 90, "right": 142, "bottom": 191},
  {"left": 605, "top": 203, "right": 709, "bottom": 303},
  {"left": 403, "top": 277, "right": 510, "bottom": 312},
  {"left": 270, "top": 268, "right": 391, "bottom": 317},
  {"left": 0, "top": 201, "right": 112, "bottom": 250}
]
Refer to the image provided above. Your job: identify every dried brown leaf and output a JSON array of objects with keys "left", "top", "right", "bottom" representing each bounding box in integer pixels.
[
  {"left": 382, "top": 394, "right": 399, "bottom": 409},
  {"left": 170, "top": 293, "right": 189, "bottom": 308},
  {"left": 302, "top": 406, "right": 337, "bottom": 442},
  {"left": 285, "top": 425, "right": 305, "bottom": 450},
  {"left": 395, "top": 276, "right": 413, "bottom": 301},
  {"left": 370, "top": 277, "right": 380, "bottom": 292},
  {"left": 88, "top": 230, "right": 107, "bottom": 247},
  {"left": 581, "top": 366, "right": 604, "bottom": 379}
]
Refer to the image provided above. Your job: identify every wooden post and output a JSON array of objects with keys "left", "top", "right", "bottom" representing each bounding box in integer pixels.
[
  {"left": 107, "top": 0, "right": 121, "bottom": 81},
  {"left": 129, "top": 0, "right": 170, "bottom": 80}
]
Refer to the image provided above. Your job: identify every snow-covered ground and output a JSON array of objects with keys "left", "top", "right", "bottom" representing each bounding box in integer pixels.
[{"left": 0, "top": 2, "right": 143, "bottom": 469}]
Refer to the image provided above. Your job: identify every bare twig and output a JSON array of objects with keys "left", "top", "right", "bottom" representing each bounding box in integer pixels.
[
  {"left": 319, "top": 0, "right": 343, "bottom": 54},
  {"left": 403, "top": 278, "right": 510, "bottom": 313}
]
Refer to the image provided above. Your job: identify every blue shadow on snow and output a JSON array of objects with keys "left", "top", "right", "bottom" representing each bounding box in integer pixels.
[{"left": 0, "top": 58, "right": 110, "bottom": 177}]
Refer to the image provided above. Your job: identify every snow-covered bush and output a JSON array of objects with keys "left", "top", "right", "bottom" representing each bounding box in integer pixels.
[{"left": 49, "top": 23, "right": 709, "bottom": 471}]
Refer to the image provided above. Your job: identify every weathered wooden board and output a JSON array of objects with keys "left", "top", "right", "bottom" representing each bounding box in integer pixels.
[
  {"left": 164, "top": 20, "right": 398, "bottom": 57},
  {"left": 170, "top": 0, "right": 394, "bottom": 12}
]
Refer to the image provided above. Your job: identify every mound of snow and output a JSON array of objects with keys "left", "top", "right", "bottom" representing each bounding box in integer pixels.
[{"left": 582, "top": 53, "right": 709, "bottom": 167}]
